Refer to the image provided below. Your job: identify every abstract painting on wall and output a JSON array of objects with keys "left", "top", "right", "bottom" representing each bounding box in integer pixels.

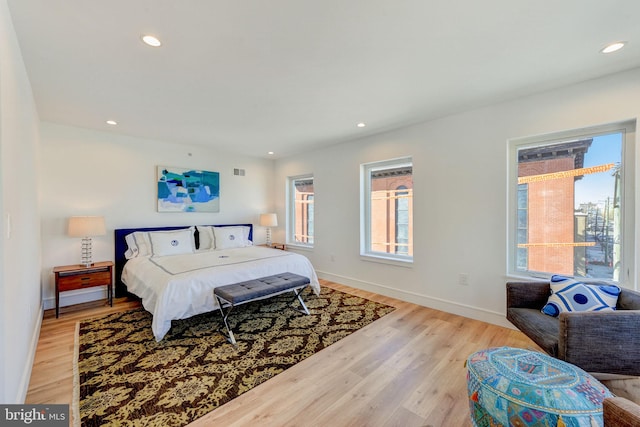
[{"left": 157, "top": 166, "right": 220, "bottom": 212}]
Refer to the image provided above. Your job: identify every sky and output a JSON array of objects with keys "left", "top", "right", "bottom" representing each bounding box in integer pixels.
[{"left": 574, "top": 132, "right": 622, "bottom": 208}]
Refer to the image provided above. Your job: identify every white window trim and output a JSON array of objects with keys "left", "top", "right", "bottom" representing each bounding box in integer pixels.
[
  {"left": 360, "top": 156, "right": 413, "bottom": 264},
  {"left": 507, "top": 121, "right": 636, "bottom": 287},
  {"left": 286, "top": 173, "right": 314, "bottom": 248}
]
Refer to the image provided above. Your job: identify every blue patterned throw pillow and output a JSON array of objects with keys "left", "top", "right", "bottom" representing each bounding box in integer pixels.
[{"left": 541, "top": 275, "right": 620, "bottom": 317}]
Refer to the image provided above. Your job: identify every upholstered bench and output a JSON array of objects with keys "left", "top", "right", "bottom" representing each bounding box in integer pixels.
[
  {"left": 467, "top": 347, "right": 612, "bottom": 427},
  {"left": 213, "top": 272, "right": 311, "bottom": 344}
]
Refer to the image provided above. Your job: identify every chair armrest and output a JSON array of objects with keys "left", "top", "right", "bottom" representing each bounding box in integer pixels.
[
  {"left": 506, "top": 281, "right": 550, "bottom": 310},
  {"left": 559, "top": 310, "right": 640, "bottom": 376},
  {"left": 603, "top": 397, "right": 640, "bottom": 427}
]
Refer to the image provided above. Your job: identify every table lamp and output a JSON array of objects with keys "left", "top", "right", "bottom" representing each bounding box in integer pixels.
[
  {"left": 259, "top": 213, "right": 278, "bottom": 247},
  {"left": 68, "top": 216, "right": 106, "bottom": 267}
]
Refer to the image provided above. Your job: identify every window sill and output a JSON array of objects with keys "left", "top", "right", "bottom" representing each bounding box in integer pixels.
[
  {"left": 360, "top": 253, "right": 413, "bottom": 268},
  {"left": 506, "top": 271, "right": 622, "bottom": 287},
  {"left": 286, "top": 243, "right": 313, "bottom": 252},
  {"left": 506, "top": 272, "right": 550, "bottom": 281}
]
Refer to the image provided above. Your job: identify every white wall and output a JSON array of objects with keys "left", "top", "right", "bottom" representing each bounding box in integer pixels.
[
  {"left": 39, "top": 123, "right": 275, "bottom": 309},
  {"left": 0, "top": 0, "right": 42, "bottom": 403},
  {"left": 275, "top": 67, "right": 640, "bottom": 328}
]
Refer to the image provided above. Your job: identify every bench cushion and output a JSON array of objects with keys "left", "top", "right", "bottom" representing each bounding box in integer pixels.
[{"left": 214, "top": 272, "right": 310, "bottom": 305}]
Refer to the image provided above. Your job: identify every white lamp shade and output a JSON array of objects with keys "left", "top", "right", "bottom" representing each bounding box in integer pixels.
[
  {"left": 259, "top": 213, "right": 278, "bottom": 227},
  {"left": 68, "top": 216, "right": 106, "bottom": 237}
]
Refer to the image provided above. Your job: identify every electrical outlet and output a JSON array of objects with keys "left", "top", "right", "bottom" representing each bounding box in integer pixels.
[{"left": 459, "top": 273, "right": 469, "bottom": 286}]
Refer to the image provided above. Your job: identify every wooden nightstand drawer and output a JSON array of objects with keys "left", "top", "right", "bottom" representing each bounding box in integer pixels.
[{"left": 58, "top": 270, "right": 112, "bottom": 291}]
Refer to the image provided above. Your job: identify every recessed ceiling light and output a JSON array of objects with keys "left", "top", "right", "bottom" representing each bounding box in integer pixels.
[
  {"left": 357, "top": 122, "right": 366, "bottom": 128},
  {"left": 601, "top": 42, "right": 626, "bottom": 54},
  {"left": 142, "top": 35, "right": 162, "bottom": 47},
  {"left": 267, "top": 151, "right": 274, "bottom": 155},
  {"left": 106, "top": 120, "right": 117, "bottom": 125}
]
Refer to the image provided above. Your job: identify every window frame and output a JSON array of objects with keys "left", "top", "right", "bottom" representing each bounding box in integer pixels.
[
  {"left": 395, "top": 185, "right": 410, "bottom": 255},
  {"left": 507, "top": 121, "right": 635, "bottom": 287},
  {"left": 360, "top": 156, "right": 414, "bottom": 264},
  {"left": 286, "top": 174, "right": 314, "bottom": 248}
]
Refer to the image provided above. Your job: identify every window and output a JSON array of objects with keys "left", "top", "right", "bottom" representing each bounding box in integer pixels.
[
  {"left": 508, "top": 121, "right": 635, "bottom": 285},
  {"left": 361, "top": 157, "right": 413, "bottom": 262},
  {"left": 287, "top": 175, "right": 314, "bottom": 246}
]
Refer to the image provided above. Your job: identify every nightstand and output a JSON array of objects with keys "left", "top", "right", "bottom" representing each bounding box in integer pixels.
[
  {"left": 261, "top": 243, "right": 286, "bottom": 250},
  {"left": 53, "top": 261, "right": 113, "bottom": 318}
]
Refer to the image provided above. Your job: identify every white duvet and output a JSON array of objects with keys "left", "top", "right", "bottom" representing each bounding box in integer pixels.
[{"left": 122, "top": 246, "right": 320, "bottom": 341}]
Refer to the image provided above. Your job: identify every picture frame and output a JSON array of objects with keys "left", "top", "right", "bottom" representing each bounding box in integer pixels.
[{"left": 157, "top": 166, "right": 220, "bottom": 213}]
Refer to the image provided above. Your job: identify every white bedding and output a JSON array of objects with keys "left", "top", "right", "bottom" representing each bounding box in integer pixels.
[{"left": 122, "top": 246, "right": 320, "bottom": 341}]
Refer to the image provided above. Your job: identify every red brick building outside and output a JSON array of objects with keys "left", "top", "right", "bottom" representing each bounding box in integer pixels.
[
  {"left": 292, "top": 178, "right": 314, "bottom": 244},
  {"left": 517, "top": 139, "right": 592, "bottom": 275},
  {"left": 370, "top": 167, "right": 413, "bottom": 255}
]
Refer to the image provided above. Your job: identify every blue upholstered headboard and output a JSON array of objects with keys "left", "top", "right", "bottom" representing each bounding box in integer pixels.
[{"left": 114, "top": 224, "right": 253, "bottom": 298}]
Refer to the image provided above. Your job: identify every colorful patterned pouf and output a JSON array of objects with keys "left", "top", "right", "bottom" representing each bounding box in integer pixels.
[{"left": 466, "top": 347, "right": 612, "bottom": 427}]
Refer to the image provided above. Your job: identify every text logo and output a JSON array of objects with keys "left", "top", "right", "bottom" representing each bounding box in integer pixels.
[{"left": 1, "top": 405, "right": 68, "bottom": 426}]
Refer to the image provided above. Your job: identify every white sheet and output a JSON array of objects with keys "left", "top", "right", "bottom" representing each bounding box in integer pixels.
[{"left": 122, "top": 246, "right": 320, "bottom": 341}]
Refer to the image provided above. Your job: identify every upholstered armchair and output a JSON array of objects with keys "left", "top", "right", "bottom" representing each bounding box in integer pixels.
[{"left": 506, "top": 280, "right": 640, "bottom": 376}]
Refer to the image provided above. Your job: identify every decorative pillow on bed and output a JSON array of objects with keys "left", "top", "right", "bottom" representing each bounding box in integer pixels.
[
  {"left": 541, "top": 275, "right": 620, "bottom": 317},
  {"left": 196, "top": 226, "right": 216, "bottom": 251},
  {"left": 213, "top": 226, "right": 251, "bottom": 249},
  {"left": 149, "top": 227, "right": 196, "bottom": 257},
  {"left": 124, "top": 231, "right": 152, "bottom": 259}
]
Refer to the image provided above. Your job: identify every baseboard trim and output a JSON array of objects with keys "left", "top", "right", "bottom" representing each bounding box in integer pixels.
[
  {"left": 18, "top": 303, "right": 43, "bottom": 403},
  {"left": 316, "top": 270, "right": 515, "bottom": 329}
]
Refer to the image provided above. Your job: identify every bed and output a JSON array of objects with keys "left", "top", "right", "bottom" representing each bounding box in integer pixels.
[{"left": 114, "top": 224, "right": 320, "bottom": 341}]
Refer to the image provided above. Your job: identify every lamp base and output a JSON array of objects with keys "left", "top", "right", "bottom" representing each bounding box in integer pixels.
[{"left": 80, "top": 237, "right": 93, "bottom": 268}]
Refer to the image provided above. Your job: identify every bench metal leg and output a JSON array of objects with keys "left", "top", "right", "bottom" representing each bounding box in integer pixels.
[
  {"left": 215, "top": 295, "right": 237, "bottom": 345},
  {"left": 292, "top": 286, "right": 310, "bottom": 315}
]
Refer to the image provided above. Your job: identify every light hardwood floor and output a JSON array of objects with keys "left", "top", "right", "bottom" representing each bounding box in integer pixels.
[{"left": 27, "top": 279, "right": 540, "bottom": 426}]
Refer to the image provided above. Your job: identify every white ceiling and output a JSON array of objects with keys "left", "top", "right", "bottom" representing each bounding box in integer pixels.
[{"left": 7, "top": 0, "right": 640, "bottom": 158}]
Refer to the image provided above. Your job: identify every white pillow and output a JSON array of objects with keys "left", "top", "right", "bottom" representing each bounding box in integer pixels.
[
  {"left": 124, "top": 231, "right": 152, "bottom": 259},
  {"left": 196, "top": 225, "right": 215, "bottom": 251},
  {"left": 213, "top": 226, "right": 251, "bottom": 250},
  {"left": 124, "top": 233, "right": 137, "bottom": 259},
  {"left": 149, "top": 227, "right": 195, "bottom": 257}
]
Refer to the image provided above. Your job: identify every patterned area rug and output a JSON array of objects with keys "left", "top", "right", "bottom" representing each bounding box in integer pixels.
[{"left": 74, "top": 286, "right": 394, "bottom": 426}]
